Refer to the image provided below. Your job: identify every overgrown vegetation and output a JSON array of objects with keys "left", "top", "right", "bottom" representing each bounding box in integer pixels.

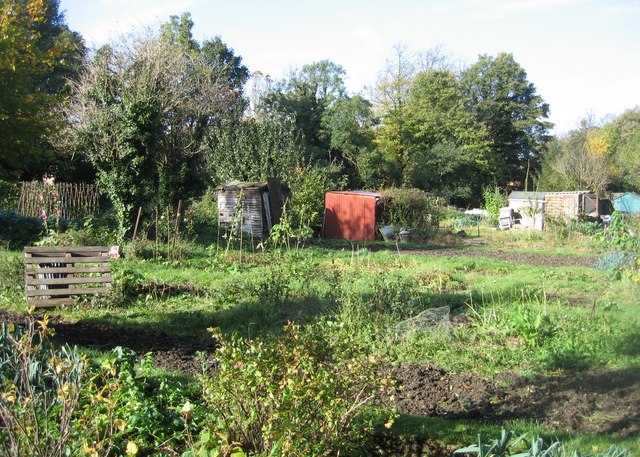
[
  {"left": 1, "top": 220, "right": 638, "bottom": 455},
  {"left": 2, "top": 2, "right": 639, "bottom": 455}
]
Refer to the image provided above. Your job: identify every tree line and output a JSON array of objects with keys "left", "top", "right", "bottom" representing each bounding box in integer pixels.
[{"left": 2, "top": 2, "right": 638, "bottom": 238}]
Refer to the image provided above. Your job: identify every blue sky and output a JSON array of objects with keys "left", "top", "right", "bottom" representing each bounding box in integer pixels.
[{"left": 59, "top": 0, "right": 640, "bottom": 135}]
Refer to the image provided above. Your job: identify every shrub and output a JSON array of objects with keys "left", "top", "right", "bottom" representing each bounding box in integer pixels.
[
  {"left": 188, "top": 188, "right": 219, "bottom": 243},
  {"left": 604, "top": 212, "right": 640, "bottom": 251},
  {"left": 198, "top": 324, "right": 395, "bottom": 456},
  {"left": 0, "top": 249, "right": 23, "bottom": 295},
  {"left": 0, "top": 211, "right": 43, "bottom": 248},
  {"left": 0, "top": 180, "right": 20, "bottom": 212},
  {"left": 339, "top": 271, "right": 421, "bottom": 322},
  {"left": 287, "top": 164, "right": 348, "bottom": 236},
  {"left": 379, "top": 188, "right": 446, "bottom": 236},
  {"left": 0, "top": 313, "right": 195, "bottom": 456},
  {"left": 482, "top": 186, "right": 507, "bottom": 225}
]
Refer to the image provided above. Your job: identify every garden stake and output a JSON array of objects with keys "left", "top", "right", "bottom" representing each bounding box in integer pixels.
[
  {"left": 132, "top": 206, "right": 142, "bottom": 242},
  {"left": 172, "top": 200, "right": 182, "bottom": 259},
  {"left": 154, "top": 207, "right": 158, "bottom": 261}
]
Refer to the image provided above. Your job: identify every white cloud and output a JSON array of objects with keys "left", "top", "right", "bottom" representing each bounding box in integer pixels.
[{"left": 77, "top": 0, "right": 200, "bottom": 46}]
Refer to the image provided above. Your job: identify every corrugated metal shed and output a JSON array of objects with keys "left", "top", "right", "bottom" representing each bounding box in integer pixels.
[
  {"left": 613, "top": 192, "right": 640, "bottom": 214},
  {"left": 323, "top": 191, "right": 381, "bottom": 241}
]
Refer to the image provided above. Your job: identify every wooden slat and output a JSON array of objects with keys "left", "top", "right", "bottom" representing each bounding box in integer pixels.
[
  {"left": 27, "top": 298, "right": 77, "bottom": 307},
  {"left": 25, "top": 266, "right": 111, "bottom": 275},
  {"left": 24, "top": 256, "right": 109, "bottom": 264},
  {"left": 23, "top": 246, "right": 113, "bottom": 308},
  {"left": 26, "top": 286, "right": 111, "bottom": 297},
  {"left": 24, "top": 246, "right": 110, "bottom": 254},
  {"left": 26, "top": 276, "right": 111, "bottom": 286}
]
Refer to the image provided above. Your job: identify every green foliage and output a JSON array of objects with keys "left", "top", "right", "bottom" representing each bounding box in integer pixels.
[
  {"left": 338, "top": 270, "right": 421, "bottom": 322},
  {"left": 198, "top": 324, "right": 395, "bottom": 456},
  {"left": 34, "top": 215, "right": 116, "bottom": 248},
  {"left": 506, "top": 305, "right": 556, "bottom": 348},
  {"left": 0, "top": 313, "right": 197, "bottom": 456},
  {"left": 0, "top": 0, "right": 85, "bottom": 180},
  {"left": 461, "top": 53, "right": 552, "bottom": 188},
  {"left": 380, "top": 188, "right": 445, "bottom": 236},
  {"left": 0, "top": 249, "right": 23, "bottom": 303},
  {"left": 268, "top": 206, "right": 312, "bottom": 250},
  {"left": 62, "top": 24, "right": 245, "bottom": 242},
  {"left": 538, "top": 108, "right": 640, "bottom": 193},
  {"left": 262, "top": 60, "right": 347, "bottom": 163},
  {"left": 402, "top": 71, "right": 492, "bottom": 203},
  {"left": 109, "top": 262, "right": 145, "bottom": 304},
  {"left": 543, "top": 215, "right": 603, "bottom": 242},
  {"left": 483, "top": 186, "right": 507, "bottom": 222},
  {"left": 287, "top": 164, "right": 348, "bottom": 235},
  {"left": 455, "top": 429, "right": 630, "bottom": 457},
  {"left": 0, "top": 180, "right": 19, "bottom": 211},
  {"left": 603, "top": 212, "right": 640, "bottom": 251},
  {"left": 188, "top": 189, "right": 219, "bottom": 243},
  {"left": 204, "top": 113, "right": 304, "bottom": 186}
]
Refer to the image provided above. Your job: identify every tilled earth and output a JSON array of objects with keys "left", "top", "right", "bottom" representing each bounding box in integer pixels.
[
  {"left": 1, "top": 249, "right": 637, "bottom": 448},
  {"left": 2, "top": 307, "right": 637, "bottom": 440}
]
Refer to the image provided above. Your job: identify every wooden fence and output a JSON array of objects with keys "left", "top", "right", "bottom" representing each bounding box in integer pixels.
[{"left": 18, "top": 181, "right": 100, "bottom": 220}]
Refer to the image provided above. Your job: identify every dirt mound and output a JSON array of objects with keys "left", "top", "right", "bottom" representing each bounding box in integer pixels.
[{"left": 392, "top": 363, "right": 640, "bottom": 437}]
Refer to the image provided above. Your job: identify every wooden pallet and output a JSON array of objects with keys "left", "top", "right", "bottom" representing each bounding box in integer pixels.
[{"left": 24, "top": 246, "right": 112, "bottom": 307}]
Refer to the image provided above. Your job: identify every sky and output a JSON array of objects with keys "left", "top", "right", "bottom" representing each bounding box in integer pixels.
[{"left": 58, "top": 0, "right": 640, "bottom": 135}]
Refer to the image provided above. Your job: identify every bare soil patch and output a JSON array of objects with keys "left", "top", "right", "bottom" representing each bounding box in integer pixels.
[
  {"left": 1, "top": 308, "right": 637, "bottom": 439},
  {"left": 391, "top": 363, "right": 640, "bottom": 438}
]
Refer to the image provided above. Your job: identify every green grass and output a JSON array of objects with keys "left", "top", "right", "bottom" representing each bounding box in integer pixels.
[
  {"left": 391, "top": 415, "right": 640, "bottom": 455},
  {"left": 1, "top": 229, "right": 638, "bottom": 453}
]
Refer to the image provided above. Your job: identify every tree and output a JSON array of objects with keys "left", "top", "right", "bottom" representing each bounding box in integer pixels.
[
  {"left": 610, "top": 108, "right": 640, "bottom": 191},
  {"left": 371, "top": 44, "right": 460, "bottom": 188},
  {"left": 320, "top": 95, "right": 378, "bottom": 186},
  {"left": 203, "top": 112, "right": 304, "bottom": 185},
  {"left": 61, "top": 21, "right": 247, "bottom": 240},
  {"left": 538, "top": 125, "right": 612, "bottom": 193},
  {"left": 403, "top": 70, "right": 491, "bottom": 203},
  {"left": 537, "top": 109, "right": 640, "bottom": 194},
  {"left": 0, "top": 0, "right": 85, "bottom": 180},
  {"left": 461, "top": 53, "right": 552, "bottom": 187},
  {"left": 370, "top": 44, "right": 416, "bottom": 183},
  {"left": 261, "top": 60, "right": 347, "bottom": 162}
]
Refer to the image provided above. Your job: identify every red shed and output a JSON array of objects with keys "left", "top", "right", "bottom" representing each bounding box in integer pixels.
[{"left": 322, "top": 191, "right": 381, "bottom": 241}]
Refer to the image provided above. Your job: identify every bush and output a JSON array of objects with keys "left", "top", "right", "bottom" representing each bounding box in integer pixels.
[
  {"left": 0, "top": 314, "right": 195, "bottom": 456},
  {"left": 0, "top": 180, "right": 20, "bottom": 212},
  {"left": 482, "top": 186, "right": 507, "bottom": 225},
  {"left": 198, "top": 324, "right": 395, "bottom": 456},
  {"left": 188, "top": 188, "right": 219, "bottom": 243},
  {"left": 0, "top": 211, "right": 43, "bottom": 248},
  {"left": 0, "top": 249, "right": 23, "bottom": 302},
  {"left": 287, "top": 164, "right": 348, "bottom": 236},
  {"left": 604, "top": 212, "right": 640, "bottom": 251},
  {"left": 379, "top": 188, "right": 446, "bottom": 236}
]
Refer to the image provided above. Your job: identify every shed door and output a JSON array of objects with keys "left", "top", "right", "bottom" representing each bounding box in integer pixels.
[
  {"left": 582, "top": 194, "right": 598, "bottom": 217},
  {"left": 323, "top": 193, "right": 377, "bottom": 241}
]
